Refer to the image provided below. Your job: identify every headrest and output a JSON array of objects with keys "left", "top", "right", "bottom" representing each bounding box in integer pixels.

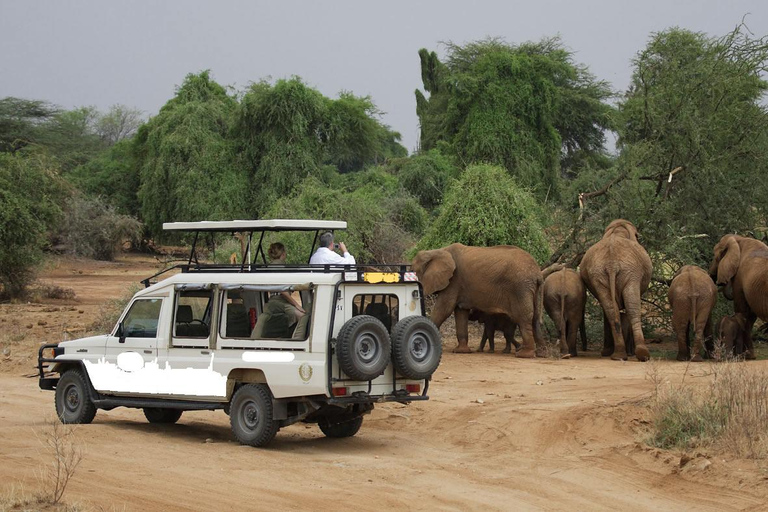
[{"left": 176, "top": 304, "right": 193, "bottom": 323}]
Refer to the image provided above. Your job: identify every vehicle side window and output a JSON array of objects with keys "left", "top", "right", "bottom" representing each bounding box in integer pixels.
[
  {"left": 221, "top": 290, "right": 257, "bottom": 338},
  {"left": 174, "top": 290, "right": 213, "bottom": 338},
  {"left": 121, "top": 299, "right": 162, "bottom": 338},
  {"left": 353, "top": 294, "right": 398, "bottom": 332},
  {"left": 250, "top": 289, "right": 312, "bottom": 340}
]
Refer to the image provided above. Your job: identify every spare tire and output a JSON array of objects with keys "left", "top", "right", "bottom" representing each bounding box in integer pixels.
[
  {"left": 391, "top": 316, "right": 442, "bottom": 379},
  {"left": 336, "top": 315, "right": 391, "bottom": 381}
]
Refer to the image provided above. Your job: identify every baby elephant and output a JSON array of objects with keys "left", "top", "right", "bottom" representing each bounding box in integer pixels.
[
  {"left": 469, "top": 310, "right": 520, "bottom": 353},
  {"left": 542, "top": 265, "right": 587, "bottom": 357},
  {"left": 716, "top": 313, "right": 748, "bottom": 358},
  {"left": 668, "top": 265, "right": 717, "bottom": 361}
]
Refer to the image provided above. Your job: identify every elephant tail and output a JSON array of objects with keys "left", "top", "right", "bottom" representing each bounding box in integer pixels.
[
  {"left": 690, "top": 294, "right": 698, "bottom": 340},
  {"left": 533, "top": 274, "right": 544, "bottom": 347},
  {"left": 608, "top": 268, "right": 623, "bottom": 344}
]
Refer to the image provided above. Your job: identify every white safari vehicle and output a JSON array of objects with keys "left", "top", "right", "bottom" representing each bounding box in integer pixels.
[{"left": 38, "top": 220, "right": 442, "bottom": 447}]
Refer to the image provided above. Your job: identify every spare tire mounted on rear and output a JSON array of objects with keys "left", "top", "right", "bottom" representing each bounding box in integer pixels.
[{"left": 336, "top": 315, "right": 391, "bottom": 381}]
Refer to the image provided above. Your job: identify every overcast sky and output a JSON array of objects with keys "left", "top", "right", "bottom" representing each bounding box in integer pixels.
[{"left": 1, "top": 0, "right": 766, "bottom": 153}]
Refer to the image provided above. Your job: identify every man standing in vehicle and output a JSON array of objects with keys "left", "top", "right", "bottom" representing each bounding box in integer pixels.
[{"left": 310, "top": 232, "right": 356, "bottom": 265}]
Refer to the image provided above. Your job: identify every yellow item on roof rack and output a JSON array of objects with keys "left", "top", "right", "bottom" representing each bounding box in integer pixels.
[{"left": 363, "top": 272, "right": 400, "bottom": 284}]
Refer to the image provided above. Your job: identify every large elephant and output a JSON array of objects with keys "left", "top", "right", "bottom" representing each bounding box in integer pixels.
[
  {"left": 580, "top": 219, "right": 652, "bottom": 361},
  {"left": 412, "top": 244, "right": 543, "bottom": 357},
  {"left": 668, "top": 265, "right": 717, "bottom": 362},
  {"left": 708, "top": 234, "right": 768, "bottom": 360},
  {"left": 542, "top": 265, "right": 587, "bottom": 357}
]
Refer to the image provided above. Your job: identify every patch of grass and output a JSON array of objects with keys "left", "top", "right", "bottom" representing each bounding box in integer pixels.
[
  {"left": 648, "top": 361, "right": 768, "bottom": 458},
  {"left": 89, "top": 283, "right": 141, "bottom": 334},
  {"left": 32, "top": 284, "right": 77, "bottom": 301}
]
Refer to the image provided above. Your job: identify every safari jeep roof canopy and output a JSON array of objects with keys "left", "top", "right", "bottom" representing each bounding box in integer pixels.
[{"left": 162, "top": 219, "right": 347, "bottom": 233}]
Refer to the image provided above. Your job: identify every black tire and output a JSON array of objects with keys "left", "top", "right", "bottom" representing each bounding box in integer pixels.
[
  {"left": 391, "top": 316, "right": 442, "bottom": 379},
  {"left": 143, "top": 408, "right": 183, "bottom": 424},
  {"left": 319, "top": 415, "right": 363, "bottom": 438},
  {"left": 229, "top": 384, "right": 279, "bottom": 447},
  {"left": 336, "top": 315, "right": 391, "bottom": 381},
  {"left": 55, "top": 369, "right": 96, "bottom": 424}
]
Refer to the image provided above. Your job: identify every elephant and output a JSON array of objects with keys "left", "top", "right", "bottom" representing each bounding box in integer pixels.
[
  {"left": 716, "top": 313, "right": 748, "bottom": 358},
  {"left": 668, "top": 265, "right": 717, "bottom": 362},
  {"left": 579, "top": 219, "right": 652, "bottom": 361},
  {"left": 411, "top": 244, "right": 543, "bottom": 357},
  {"left": 542, "top": 264, "right": 587, "bottom": 357},
  {"left": 468, "top": 310, "right": 520, "bottom": 353},
  {"left": 708, "top": 234, "right": 768, "bottom": 360}
]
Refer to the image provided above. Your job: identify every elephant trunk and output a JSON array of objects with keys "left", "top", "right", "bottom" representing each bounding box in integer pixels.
[{"left": 723, "top": 281, "right": 734, "bottom": 301}]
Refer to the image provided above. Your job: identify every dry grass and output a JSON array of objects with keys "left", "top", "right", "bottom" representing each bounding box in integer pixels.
[
  {"left": 34, "top": 419, "right": 84, "bottom": 507},
  {"left": 648, "top": 360, "right": 768, "bottom": 458},
  {"left": 30, "top": 284, "right": 77, "bottom": 301}
]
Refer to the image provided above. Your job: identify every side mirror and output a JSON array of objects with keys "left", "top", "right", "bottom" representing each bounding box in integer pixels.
[{"left": 117, "top": 322, "right": 126, "bottom": 343}]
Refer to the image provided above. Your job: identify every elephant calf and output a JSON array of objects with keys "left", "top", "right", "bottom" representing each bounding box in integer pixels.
[
  {"left": 716, "top": 313, "right": 748, "bottom": 359},
  {"left": 542, "top": 265, "right": 587, "bottom": 357},
  {"left": 468, "top": 310, "right": 520, "bottom": 353},
  {"left": 668, "top": 265, "right": 717, "bottom": 362}
]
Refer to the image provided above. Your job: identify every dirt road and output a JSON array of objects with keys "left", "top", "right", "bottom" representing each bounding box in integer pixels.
[{"left": 1, "top": 256, "right": 767, "bottom": 511}]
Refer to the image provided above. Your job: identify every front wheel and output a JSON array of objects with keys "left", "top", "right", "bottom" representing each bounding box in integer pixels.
[
  {"left": 319, "top": 416, "right": 363, "bottom": 438},
  {"left": 143, "top": 408, "right": 183, "bottom": 424},
  {"left": 55, "top": 369, "right": 96, "bottom": 424},
  {"left": 229, "top": 384, "right": 279, "bottom": 447}
]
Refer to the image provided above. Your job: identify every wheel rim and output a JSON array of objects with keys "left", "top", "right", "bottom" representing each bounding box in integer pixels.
[
  {"left": 356, "top": 333, "right": 379, "bottom": 365},
  {"left": 64, "top": 383, "right": 80, "bottom": 413},
  {"left": 408, "top": 331, "right": 430, "bottom": 363},
  {"left": 241, "top": 400, "right": 260, "bottom": 431}
]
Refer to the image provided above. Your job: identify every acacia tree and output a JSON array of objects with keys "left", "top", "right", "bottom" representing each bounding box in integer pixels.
[
  {"left": 574, "top": 26, "right": 768, "bottom": 268},
  {"left": 415, "top": 38, "right": 614, "bottom": 198}
]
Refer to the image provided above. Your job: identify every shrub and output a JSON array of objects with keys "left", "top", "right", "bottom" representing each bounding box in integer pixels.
[
  {"left": 0, "top": 152, "right": 63, "bottom": 299},
  {"left": 59, "top": 195, "right": 142, "bottom": 260},
  {"left": 395, "top": 150, "right": 459, "bottom": 210},
  {"left": 415, "top": 164, "right": 551, "bottom": 262}
]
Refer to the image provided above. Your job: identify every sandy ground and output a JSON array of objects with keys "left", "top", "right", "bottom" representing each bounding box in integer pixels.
[{"left": 1, "top": 255, "right": 767, "bottom": 511}]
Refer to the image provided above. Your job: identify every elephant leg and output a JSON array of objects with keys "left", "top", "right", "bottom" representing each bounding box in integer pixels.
[
  {"left": 623, "top": 286, "right": 649, "bottom": 361},
  {"left": 691, "top": 318, "right": 706, "bottom": 363},
  {"left": 453, "top": 307, "right": 471, "bottom": 353},
  {"left": 621, "top": 314, "right": 635, "bottom": 357},
  {"left": 743, "top": 312, "right": 757, "bottom": 360},
  {"left": 566, "top": 316, "right": 579, "bottom": 357},
  {"left": 478, "top": 328, "right": 487, "bottom": 352},
  {"left": 672, "top": 309, "right": 689, "bottom": 361},
  {"left": 703, "top": 318, "right": 714, "bottom": 359},
  {"left": 601, "top": 312, "right": 614, "bottom": 357},
  {"left": 487, "top": 322, "right": 496, "bottom": 353},
  {"left": 594, "top": 289, "right": 627, "bottom": 361},
  {"left": 514, "top": 311, "right": 537, "bottom": 359},
  {"left": 502, "top": 323, "right": 517, "bottom": 353}
]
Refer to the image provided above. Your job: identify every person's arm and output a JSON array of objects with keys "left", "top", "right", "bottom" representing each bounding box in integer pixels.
[
  {"left": 280, "top": 291, "right": 305, "bottom": 313},
  {"left": 338, "top": 242, "right": 356, "bottom": 264}
]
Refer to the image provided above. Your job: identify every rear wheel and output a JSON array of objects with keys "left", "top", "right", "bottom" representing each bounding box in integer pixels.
[
  {"left": 143, "top": 408, "right": 183, "bottom": 424},
  {"left": 55, "top": 369, "right": 96, "bottom": 424},
  {"left": 391, "top": 316, "right": 442, "bottom": 379},
  {"left": 319, "top": 416, "right": 363, "bottom": 438},
  {"left": 336, "top": 315, "right": 391, "bottom": 381},
  {"left": 229, "top": 384, "right": 279, "bottom": 447}
]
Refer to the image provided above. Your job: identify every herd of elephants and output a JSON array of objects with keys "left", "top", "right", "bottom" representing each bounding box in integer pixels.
[{"left": 411, "top": 219, "right": 767, "bottom": 362}]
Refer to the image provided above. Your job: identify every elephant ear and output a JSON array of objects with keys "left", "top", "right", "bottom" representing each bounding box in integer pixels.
[
  {"left": 715, "top": 236, "right": 741, "bottom": 286},
  {"left": 412, "top": 249, "right": 456, "bottom": 295}
]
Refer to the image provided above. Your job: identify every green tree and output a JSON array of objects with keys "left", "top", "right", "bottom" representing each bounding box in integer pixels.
[
  {"left": 415, "top": 38, "right": 614, "bottom": 198},
  {"left": 394, "top": 149, "right": 458, "bottom": 210},
  {"left": 416, "top": 164, "right": 551, "bottom": 263},
  {"left": 0, "top": 97, "right": 59, "bottom": 153},
  {"left": 135, "top": 71, "right": 248, "bottom": 238},
  {"left": 0, "top": 152, "right": 63, "bottom": 298}
]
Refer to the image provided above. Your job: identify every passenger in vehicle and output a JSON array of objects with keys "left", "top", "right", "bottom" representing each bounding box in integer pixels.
[
  {"left": 267, "top": 242, "right": 306, "bottom": 324},
  {"left": 309, "top": 232, "right": 356, "bottom": 265}
]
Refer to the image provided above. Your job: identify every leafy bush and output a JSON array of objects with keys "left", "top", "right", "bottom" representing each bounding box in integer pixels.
[
  {"left": 0, "top": 151, "right": 63, "bottom": 298},
  {"left": 59, "top": 195, "right": 142, "bottom": 260},
  {"left": 395, "top": 149, "right": 458, "bottom": 210},
  {"left": 415, "top": 164, "right": 551, "bottom": 263}
]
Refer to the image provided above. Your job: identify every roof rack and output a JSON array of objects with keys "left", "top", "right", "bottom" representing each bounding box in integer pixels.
[{"left": 161, "top": 219, "right": 348, "bottom": 273}]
